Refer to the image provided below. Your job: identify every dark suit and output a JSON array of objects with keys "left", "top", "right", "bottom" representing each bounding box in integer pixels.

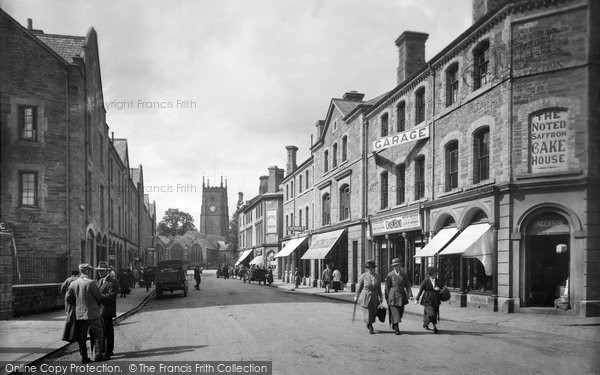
[
  {"left": 97, "top": 274, "right": 119, "bottom": 355},
  {"left": 385, "top": 270, "right": 412, "bottom": 326},
  {"left": 415, "top": 277, "right": 441, "bottom": 325},
  {"left": 355, "top": 271, "right": 383, "bottom": 324}
]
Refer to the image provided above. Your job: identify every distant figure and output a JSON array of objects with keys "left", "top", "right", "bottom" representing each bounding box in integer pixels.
[
  {"left": 332, "top": 266, "right": 342, "bottom": 292},
  {"left": 294, "top": 268, "right": 301, "bottom": 289},
  {"left": 194, "top": 265, "right": 202, "bottom": 290},
  {"left": 132, "top": 268, "right": 139, "bottom": 288},
  {"left": 267, "top": 267, "right": 274, "bottom": 285},
  {"left": 322, "top": 264, "right": 332, "bottom": 293},
  {"left": 119, "top": 269, "right": 130, "bottom": 297},
  {"left": 216, "top": 265, "right": 222, "bottom": 278},
  {"left": 222, "top": 265, "right": 229, "bottom": 279}
]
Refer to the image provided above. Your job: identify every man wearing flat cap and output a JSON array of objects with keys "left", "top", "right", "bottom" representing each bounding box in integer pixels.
[
  {"left": 65, "top": 263, "right": 107, "bottom": 363},
  {"left": 385, "top": 258, "right": 413, "bottom": 335}
]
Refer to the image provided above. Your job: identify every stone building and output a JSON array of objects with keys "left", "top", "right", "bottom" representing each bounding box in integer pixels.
[
  {"left": 157, "top": 232, "right": 231, "bottom": 268},
  {"left": 0, "top": 10, "right": 157, "bottom": 315}
]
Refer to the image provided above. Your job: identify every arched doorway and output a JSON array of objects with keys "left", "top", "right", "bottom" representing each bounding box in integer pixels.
[{"left": 522, "top": 211, "right": 571, "bottom": 307}]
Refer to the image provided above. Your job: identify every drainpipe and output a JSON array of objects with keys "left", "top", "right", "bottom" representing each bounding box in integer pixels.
[
  {"left": 429, "top": 63, "right": 436, "bottom": 271},
  {"left": 65, "top": 71, "right": 71, "bottom": 271}
]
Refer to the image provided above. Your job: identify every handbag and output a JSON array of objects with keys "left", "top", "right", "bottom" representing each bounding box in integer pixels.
[
  {"left": 440, "top": 286, "right": 451, "bottom": 302},
  {"left": 377, "top": 305, "right": 386, "bottom": 323}
]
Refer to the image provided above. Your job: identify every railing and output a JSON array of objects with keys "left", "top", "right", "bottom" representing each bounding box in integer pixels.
[{"left": 12, "top": 256, "right": 68, "bottom": 284}]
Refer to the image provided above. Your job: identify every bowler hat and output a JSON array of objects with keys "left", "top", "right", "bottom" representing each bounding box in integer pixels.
[
  {"left": 96, "top": 261, "right": 110, "bottom": 270},
  {"left": 78, "top": 263, "right": 93, "bottom": 270},
  {"left": 365, "top": 260, "right": 376, "bottom": 269},
  {"left": 390, "top": 258, "right": 402, "bottom": 267}
]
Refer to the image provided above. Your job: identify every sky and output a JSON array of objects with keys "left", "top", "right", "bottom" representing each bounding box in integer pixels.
[{"left": 2, "top": 0, "right": 472, "bottom": 225}]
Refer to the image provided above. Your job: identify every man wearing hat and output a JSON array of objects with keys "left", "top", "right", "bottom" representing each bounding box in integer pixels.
[
  {"left": 415, "top": 267, "right": 442, "bottom": 333},
  {"left": 353, "top": 260, "right": 383, "bottom": 334},
  {"left": 385, "top": 258, "right": 413, "bottom": 335},
  {"left": 65, "top": 263, "right": 107, "bottom": 363},
  {"left": 94, "top": 261, "right": 119, "bottom": 359}
]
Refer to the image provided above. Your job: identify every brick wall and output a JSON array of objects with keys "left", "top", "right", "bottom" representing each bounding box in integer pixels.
[{"left": 12, "top": 284, "right": 63, "bottom": 317}]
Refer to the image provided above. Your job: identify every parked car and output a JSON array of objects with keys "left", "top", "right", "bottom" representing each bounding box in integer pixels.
[{"left": 155, "top": 260, "right": 188, "bottom": 298}]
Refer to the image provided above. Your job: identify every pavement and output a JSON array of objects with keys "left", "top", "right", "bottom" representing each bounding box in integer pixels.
[{"left": 1, "top": 273, "right": 599, "bottom": 367}]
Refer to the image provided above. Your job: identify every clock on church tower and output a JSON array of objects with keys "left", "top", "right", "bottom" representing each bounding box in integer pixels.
[{"left": 199, "top": 176, "right": 230, "bottom": 238}]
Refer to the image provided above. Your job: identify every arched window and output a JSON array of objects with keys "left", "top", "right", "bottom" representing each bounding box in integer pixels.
[
  {"left": 322, "top": 193, "right": 331, "bottom": 225},
  {"left": 339, "top": 184, "right": 350, "bottom": 220},
  {"left": 415, "top": 87, "right": 425, "bottom": 124},
  {"left": 381, "top": 113, "right": 389, "bottom": 137},
  {"left": 298, "top": 209, "right": 303, "bottom": 229},
  {"left": 473, "top": 127, "right": 490, "bottom": 183},
  {"left": 342, "top": 136, "right": 348, "bottom": 161},
  {"left": 473, "top": 40, "right": 490, "bottom": 90},
  {"left": 396, "top": 101, "right": 406, "bottom": 132},
  {"left": 446, "top": 63, "right": 459, "bottom": 106},
  {"left": 445, "top": 140, "right": 459, "bottom": 191},
  {"left": 332, "top": 143, "right": 338, "bottom": 168}
]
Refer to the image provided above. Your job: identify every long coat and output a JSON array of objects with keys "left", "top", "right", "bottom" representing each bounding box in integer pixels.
[
  {"left": 65, "top": 274, "right": 103, "bottom": 320},
  {"left": 356, "top": 272, "right": 382, "bottom": 309},
  {"left": 416, "top": 278, "right": 441, "bottom": 307},
  {"left": 385, "top": 271, "right": 411, "bottom": 307}
]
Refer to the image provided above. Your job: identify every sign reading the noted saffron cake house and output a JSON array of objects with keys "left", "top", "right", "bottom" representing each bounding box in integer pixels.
[
  {"left": 371, "top": 212, "right": 421, "bottom": 235},
  {"left": 530, "top": 109, "right": 568, "bottom": 173},
  {"left": 373, "top": 125, "right": 429, "bottom": 151}
]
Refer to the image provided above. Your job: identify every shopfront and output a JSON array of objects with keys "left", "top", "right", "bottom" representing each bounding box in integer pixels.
[
  {"left": 301, "top": 229, "right": 347, "bottom": 286},
  {"left": 275, "top": 236, "right": 308, "bottom": 283},
  {"left": 370, "top": 209, "right": 422, "bottom": 284}
]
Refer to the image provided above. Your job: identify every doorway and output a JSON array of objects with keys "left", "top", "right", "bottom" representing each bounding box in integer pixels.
[{"left": 524, "top": 234, "right": 570, "bottom": 307}]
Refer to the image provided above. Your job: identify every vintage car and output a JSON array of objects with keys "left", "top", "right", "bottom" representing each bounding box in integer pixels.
[
  {"left": 154, "top": 260, "right": 188, "bottom": 298},
  {"left": 245, "top": 268, "right": 272, "bottom": 285}
]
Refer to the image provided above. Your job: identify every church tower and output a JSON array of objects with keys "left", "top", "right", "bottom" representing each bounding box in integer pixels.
[{"left": 199, "top": 176, "right": 229, "bottom": 238}]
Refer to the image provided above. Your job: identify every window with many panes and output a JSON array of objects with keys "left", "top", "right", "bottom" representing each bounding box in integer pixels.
[
  {"left": 415, "top": 88, "right": 425, "bottom": 124},
  {"left": 396, "top": 164, "right": 405, "bottom": 205},
  {"left": 339, "top": 184, "right": 350, "bottom": 220},
  {"left": 332, "top": 143, "right": 338, "bottom": 168},
  {"left": 381, "top": 113, "right": 389, "bottom": 137},
  {"left": 19, "top": 171, "right": 38, "bottom": 206},
  {"left": 446, "top": 63, "right": 459, "bottom": 106},
  {"left": 19, "top": 106, "right": 38, "bottom": 141},
  {"left": 324, "top": 150, "right": 329, "bottom": 173},
  {"left": 380, "top": 171, "right": 388, "bottom": 209},
  {"left": 414, "top": 156, "right": 425, "bottom": 200},
  {"left": 473, "top": 127, "right": 490, "bottom": 183},
  {"left": 473, "top": 40, "right": 490, "bottom": 90},
  {"left": 322, "top": 193, "right": 331, "bottom": 225},
  {"left": 342, "top": 136, "right": 348, "bottom": 162},
  {"left": 396, "top": 101, "right": 406, "bottom": 132},
  {"left": 445, "top": 141, "right": 459, "bottom": 191}
]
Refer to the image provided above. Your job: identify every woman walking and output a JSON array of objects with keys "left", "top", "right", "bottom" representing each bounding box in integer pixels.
[
  {"left": 354, "top": 260, "right": 383, "bottom": 334},
  {"left": 415, "top": 267, "right": 442, "bottom": 333}
]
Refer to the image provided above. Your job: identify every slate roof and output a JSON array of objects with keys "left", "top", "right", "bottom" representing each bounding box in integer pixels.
[
  {"left": 130, "top": 168, "right": 141, "bottom": 185},
  {"left": 35, "top": 33, "right": 85, "bottom": 63},
  {"left": 113, "top": 139, "right": 128, "bottom": 166},
  {"left": 331, "top": 99, "right": 362, "bottom": 117}
]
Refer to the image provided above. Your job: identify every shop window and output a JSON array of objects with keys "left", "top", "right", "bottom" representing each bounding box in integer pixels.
[
  {"left": 446, "top": 63, "right": 459, "bottom": 106},
  {"left": 397, "top": 101, "right": 406, "bottom": 132},
  {"left": 19, "top": 106, "right": 38, "bottom": 141},
  {"left": 415, "top": 87, "right": 425, "bottom": 124},
  {"left": 414, "top": 156, "right": 425, "bottom": 200},
  {"left": 473, "top": 40, "right": 490, "bottom": 90},
  {"left": 322, "top": 193, "right": 331, "bottom": 225},
  {"left": 473, "top": 127, "right": 490, "bottom": 183},
  {"left": 396, "top": 164, "right": 405, "bottom": 205},
  {"left": 380, "top": 171, "right": 388, "bottom": 209},
  {"left": 19, "top": 171, "right": 38, "bottom": 206},
  {"left": 339, "top": 184, "right": 350, "bottom": 220},
  {"left": 381, "top": 113, "right": 389, "bottom": 137},
  {"left": 445, "top": 140, "right": 459, "bottom": 191}
]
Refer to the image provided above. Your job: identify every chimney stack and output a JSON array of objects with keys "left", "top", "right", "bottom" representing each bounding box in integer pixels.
[
  {"left": 268, "top": 166, "right": 284, "bottom": 193},
  {"left": 285, "top": 145, "right": 298, "bottom": 176},
  {"left": 342, "top": 91, "right": 365, "bottom": 102},
  {"left": 27, "top": 18, "right": 32, "bottom": 29},
  {"left": 472, "top": 0, "right": 508, "bottom": 24},
  {"left": 259, "top": 176, "right": 269, "bottom": 195},
  {"left": 395, "top": 31, "right": 429, "bottom": 84},
  {"left": 237, "top": 192, "right": 244, "bottom": 209}
]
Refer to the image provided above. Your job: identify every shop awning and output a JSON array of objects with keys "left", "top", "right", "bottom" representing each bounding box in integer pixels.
[
  {"left": 275, "top": 236, "right": 308, "bottom": 258},
  {"left": 438, "top": 223, "right": 493, "bottom": 276},
  {"left": 249, "top": 255, "right": 264, "bottom": 266},
  {"left": 234, "top": 250, "right": 253, "bottom": 266},
  {"left": 301, "top": 229, "right": 345, "bottom": 260},
  {"left": 413, "top": 227, "right": 459, "bottom": 258}
]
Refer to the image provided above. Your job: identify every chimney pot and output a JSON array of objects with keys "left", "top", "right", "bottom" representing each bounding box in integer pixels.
[
  {"left": 285, "top": 145, "right": 298, "bottom": 176},
  {"left": 395, "top": 31, "right": 429, "bottom": 84},
  {"left": 342, "top": 91, "right": 365, "bottom": 102},
  {"left": 27, "top": 18, "right": 32, "bottom": 29}
]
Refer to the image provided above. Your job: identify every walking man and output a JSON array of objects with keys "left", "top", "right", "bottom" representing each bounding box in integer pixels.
[
  {"left": 194, "top": 265, "right": 202, "bottom": 290},
  {"left": 65, "top": 263, "right": 107, "bottom": 363}
]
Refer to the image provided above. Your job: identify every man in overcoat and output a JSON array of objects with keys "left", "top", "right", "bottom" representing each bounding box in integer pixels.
[
  {"left": 385, "top": 258, "right": 413, "bottom": 335},
  {"left": 354, "top": 260, "right": 383, "bottom": 334},
  {"left": 95, "top": 261, "right": 119, "bottom": 358}
]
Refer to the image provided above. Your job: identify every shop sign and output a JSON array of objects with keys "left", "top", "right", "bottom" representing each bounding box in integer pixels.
[
  {"left": 287, "top": 226, "right": 305, "bottom": 233},
  {"left": 530, "top": 109, "right": 569, "bottom": 173},
  {"left": 373, "top": 125, "right": 429, "bottom": 151},
  {"left": 527, "top": 213, "right": 569, "bottom": 235},
  {"left": 371, "top": 212, "right": 421, "bottom": 235},
  {"left": 266, "top": 210, "right": 277, "bottom": 234}
]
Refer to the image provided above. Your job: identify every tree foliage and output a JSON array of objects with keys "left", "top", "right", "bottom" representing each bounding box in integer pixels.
[
  {"left": 225, "top": 210, "right": 239, "bottom": 251},
  {"left": 157, "top": 208, "right": 196, "bottom": 236}
]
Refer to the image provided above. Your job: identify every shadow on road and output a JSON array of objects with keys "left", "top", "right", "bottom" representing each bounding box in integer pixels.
[{"left": 111, "top": 345, "right": 208, "bottom": 359}]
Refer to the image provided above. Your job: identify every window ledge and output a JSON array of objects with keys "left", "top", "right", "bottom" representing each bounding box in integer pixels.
[
  {"left": 516, "top": 169, "right": 583, "bottom": 180},
  {"left": 391, "top": 202, "right": 409, "bottom": 209},
  {"left": 438, "top": 187, "right": 463, "bottom": 198},
  {"left": 466, "top": 178, "right": 496, "bottom": 191}
]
